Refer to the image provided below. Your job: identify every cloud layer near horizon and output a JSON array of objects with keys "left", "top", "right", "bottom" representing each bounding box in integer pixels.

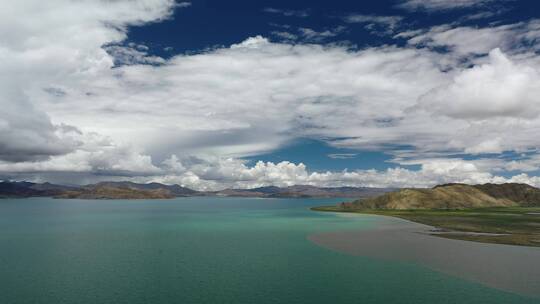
[{"left": 2, "top": 0, "right": 540, "bottom": 190}]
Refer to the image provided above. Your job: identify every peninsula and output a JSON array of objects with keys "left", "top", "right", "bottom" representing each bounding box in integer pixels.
[{"left": 313, "top": 183, "right": 540, "bottom": 247}]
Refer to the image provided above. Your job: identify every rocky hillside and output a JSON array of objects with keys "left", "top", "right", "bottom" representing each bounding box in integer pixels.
[
  {"left": 56, "top": 185, "right": 174, "bottom": 199},
  {"left": 470, "top": 183, "right": 540, "bottom": 207},
  {"left": 344, "top": 183, "right": 540, "bottom": 210},
  {"left": 93, "top": 181, "right": 198, "bottom": 196}
]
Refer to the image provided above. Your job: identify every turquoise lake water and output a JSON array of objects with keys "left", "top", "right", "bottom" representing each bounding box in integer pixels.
[{"left": 0, "top": 197, "right": 537, "bottom": 304}]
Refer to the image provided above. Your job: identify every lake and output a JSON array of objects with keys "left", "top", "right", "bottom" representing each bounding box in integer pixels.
[{"left": 0, "top": 197, "right": 538, "bottom": 304}]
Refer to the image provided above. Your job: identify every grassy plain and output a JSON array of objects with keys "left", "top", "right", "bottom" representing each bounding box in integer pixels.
[{"left": 312, "top": 206, "right": 540, "bottom": 247}]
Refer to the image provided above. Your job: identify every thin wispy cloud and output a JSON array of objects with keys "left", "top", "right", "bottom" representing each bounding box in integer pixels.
[
  {"left": 263, "top": 7, "right": 310, "bottom": 18},
  {"left": 176, "top": 2, "right": 192, "bottom": 8},
  {"left": 299, "top": 26, "right": 346, "bottom": 41},
  {"left": 396, "top": 0, "right": 497, "bottom": 11},
  {"left": 345, "top": 14, "right": 403, "bottom": 27},
  {"left": 344, "top": 14, "right": 404, "bottom": 34},
  {"left": 328, "top": 153, "right": 357, "bottom": 159},
  {"left": 270, "top": 26, "right": 346, "bottom": 42},
  {"left": 271, "top": 31, "right": 298, "bottom": 41}
]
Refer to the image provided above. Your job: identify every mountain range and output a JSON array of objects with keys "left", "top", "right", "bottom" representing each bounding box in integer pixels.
[
  {"left": 343, "top": 183, "right": 540, "bottom": 210},
  {"left": 0, "top": 181, "right": 393, "bottom": 199}
]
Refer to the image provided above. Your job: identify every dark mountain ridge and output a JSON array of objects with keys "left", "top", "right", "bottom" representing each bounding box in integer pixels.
[
  {"left": 0, "top": 181, "right": 393, "bottom": 199},
  {"left": 0, "top": 181, "right": 78, "bottom": 198}
]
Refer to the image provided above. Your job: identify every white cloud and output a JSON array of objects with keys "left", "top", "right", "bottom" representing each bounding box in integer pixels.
[
  {"left": 263, "top": 8, "right": 310, "bottom": 18},
  {"left": 162, "top": 154, "right": 187, "bottom": 173},
  {"left": 344, "top": 14, "right": 403, "bottom": 34},
  {"left": 13, "top": 31, "right": 540, "bottom": 180},
  {"left": 0, "top": 83, "right": 77, "bottom": 162},
  {"left": 0, "top": 131, "right": 161, "bottom": 176},
  {"left": 460, "top": 10, "right": 505, "bottom": 21},
  {"left": 136, "top": 158, "right": 540, "bottom": 190},
  {"left": 406, "top": 21, "right": 540, "bottom": 57},
  {"left": 271, "top": 31, "right": 298, "bottom": 41},
  {"left": 328, "top": 153, "right": 357, "bottom": 159},
  {"left": 104, "top": 44, "right": 165, "bottom": 65},
  {"left": 38, "top": 35, "right": 452, "bottom": 162},
  {"left": 176, "top": 2, "right": 192, "bottom": 8},
  {"left": 3, "top": 0, "right": 540, "bottom": 188},
  {"left": 2, "top": 143, "right": 540, "bottom": 190},
  {"left": 418, "top": 48, "right": 540, "bottom": 120},
  {"left": 270, "top": 26, "right": 346, "bottom": 43},
  {"left": 396, "top": 0, "right": 498, "bottom": 12},
  {"left": 298, "top": 27, "right": 346, "bottom": 42},
  {"left": 0, "top": 0, "right": 179, "bottom": 163}
]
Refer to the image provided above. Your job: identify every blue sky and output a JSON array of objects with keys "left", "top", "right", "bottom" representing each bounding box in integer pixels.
[
  {"left": 128, "top": 0, "right": 402, "bottom": 53},
  {"left": 128, "top": 0, "right": 540, "bottom": 53},
  {"left": 3, "top": 0, "right": 540, "bottom": 189},
  {"left": 243, "top": 139, "right": 402, "bottom": 172}
]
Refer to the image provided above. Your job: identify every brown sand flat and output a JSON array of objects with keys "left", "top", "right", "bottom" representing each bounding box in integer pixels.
[{"left": 308, "top": 214, "right": 540, "bottom": 298}]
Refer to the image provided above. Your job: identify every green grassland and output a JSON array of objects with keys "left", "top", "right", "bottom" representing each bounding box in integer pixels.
[{"left": 311, "top": 206, "right": 540, "bottom": 247}]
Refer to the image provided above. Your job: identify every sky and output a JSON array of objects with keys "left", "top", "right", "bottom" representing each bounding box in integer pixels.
[{"left": 3, "top": 0, "right": 540, "bottom": 190}]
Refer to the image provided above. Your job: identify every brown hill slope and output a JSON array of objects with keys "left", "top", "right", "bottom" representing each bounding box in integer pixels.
[
  {"left": 346, "top": 183, "right": 540, "bottom": 210},
  {"left": 56, "top": 185, "right": 174, "bottom": 199},
  {"left": 471, "top": 183, "right": 540, "bottom": 206}
]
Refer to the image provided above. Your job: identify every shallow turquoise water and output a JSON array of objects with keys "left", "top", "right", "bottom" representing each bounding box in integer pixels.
[{"left": 0, "top": 197, "right": 537, "bottom": 304}]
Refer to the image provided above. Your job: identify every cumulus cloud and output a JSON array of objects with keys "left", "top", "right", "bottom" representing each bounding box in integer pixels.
[
  {"left": 12, "top": 30, "right": 540, "bottom": 181},
  {"left": 2, "top": 146, "right": 540, "bottom": 190},
  {"left": 0, "top": 84, "right": 77, "bottom": 162},
  {"left": 3, "top": 0, "right": 540, "bottom": 188},
  {"left": 418, "top": 48, "right": 540, "bottom": 120},
  {"left": 39, "top": 35, "right": 451, "bottom": 161},
  {"left": 0, "top": 0, "right": 179, "bottom": 163},
  {"left": 0, "top": 131, "right": 161, "bottom": 176},
  {"left": 111, "top": 158, "right": 540, "bottom": 190}
]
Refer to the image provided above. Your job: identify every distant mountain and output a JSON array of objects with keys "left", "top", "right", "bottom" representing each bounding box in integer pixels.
[
  {"left": 0, "top": 181, "right": 76, "bottom": 198},
  {"left": 56, "top": 185, "right": 174, "bottom": 199},
  {"left": 0, "top": 180, "right": 393, "bottom": 199},
  {"left": 0, "top": 181, "right": 183, "bottom": 199},
  {"left": 343, "top": 183, "right": 540, "bottom": 210},
  {"left": 212, "top": 185, "right": 394, "bottom": 198},
  {"left": 93, "top": 181, "right": 197, "bottom": 196}
]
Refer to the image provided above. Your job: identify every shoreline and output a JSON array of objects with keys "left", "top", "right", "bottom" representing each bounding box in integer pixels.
[
  {"left": 311, "top": 206, "right": 540, "bottom": 247},
  {"left": 307, "top": 212, "right": 540, "bottom": 298}
]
